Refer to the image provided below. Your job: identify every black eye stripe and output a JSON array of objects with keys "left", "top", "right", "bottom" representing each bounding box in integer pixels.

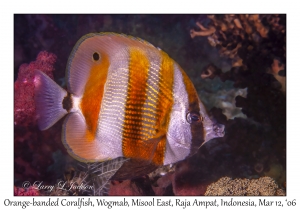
[{"left": 93, "top": 52, "right": 100, "bottom": 61}]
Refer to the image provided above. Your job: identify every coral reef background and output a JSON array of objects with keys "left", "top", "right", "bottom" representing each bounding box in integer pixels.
[{"left": 14, "top": 14, "right": 286, "bottom": 195}]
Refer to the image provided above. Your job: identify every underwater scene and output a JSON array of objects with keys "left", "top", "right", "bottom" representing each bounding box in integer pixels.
[{"left": 14, "top": 14, "right": 286, "bottom": 196}]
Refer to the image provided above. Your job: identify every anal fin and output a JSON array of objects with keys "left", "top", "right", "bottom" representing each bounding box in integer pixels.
[{"left": 62, "top": 112, "right": 107, "bottom": 162}]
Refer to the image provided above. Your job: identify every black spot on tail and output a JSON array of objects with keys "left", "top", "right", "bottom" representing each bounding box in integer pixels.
[{"left": 63, "top": 92, "right": 73, "bottom": 112}]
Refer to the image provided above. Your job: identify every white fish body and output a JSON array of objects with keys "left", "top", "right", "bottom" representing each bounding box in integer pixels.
[{"left": 34, "top": 33, "right": 225, "bottom": 169}]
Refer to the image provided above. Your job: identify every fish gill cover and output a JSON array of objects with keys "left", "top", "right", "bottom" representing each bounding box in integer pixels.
[{"left": 14, "top": 14, "right": 286, "bottom": 196}]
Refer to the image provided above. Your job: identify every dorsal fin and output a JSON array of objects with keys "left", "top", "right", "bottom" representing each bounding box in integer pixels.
[{"left": 65, "top": 32, "right": 160, "bottom": 96}]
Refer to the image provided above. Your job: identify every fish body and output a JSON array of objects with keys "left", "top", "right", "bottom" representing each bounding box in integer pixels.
[{"left": 34, "top": 33, "right": 224, "bottom": 169}]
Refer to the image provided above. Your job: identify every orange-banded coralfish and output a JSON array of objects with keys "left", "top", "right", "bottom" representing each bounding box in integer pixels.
[{"left": 34, "top": 33, "right": 224, "bottom": 177}]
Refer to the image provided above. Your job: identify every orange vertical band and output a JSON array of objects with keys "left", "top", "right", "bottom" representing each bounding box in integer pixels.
[
  {"left": 122, "top": 48, "right": 151, "bottom": 160},
  {"left": 80, "top": 52, "right": 110, "bottom": 141}
]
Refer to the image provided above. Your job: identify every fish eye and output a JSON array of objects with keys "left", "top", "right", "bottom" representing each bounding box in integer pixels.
[
  {"left": 92, "top": 52, "right": 100, "bottom": 61},
  {"left": 186, "top": 112, "right": 203, "bottom": 124}
]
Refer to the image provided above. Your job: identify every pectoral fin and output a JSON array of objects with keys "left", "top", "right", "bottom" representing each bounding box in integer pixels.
[
  {"left": 123, "top": 133, "right": 166, "bottom": 165},
  {"left": 111, "top": 158, "right": 158, "bottom": 180}
]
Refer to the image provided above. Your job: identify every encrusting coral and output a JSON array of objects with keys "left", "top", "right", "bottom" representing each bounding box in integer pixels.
[
  {"left": 14, "top": 51, "right": 57, "bottom": 126},
  {"left": 204, "top": 176, "right": 285, "bottom": 196},
  {"left": 14, "top": 186, "right": 40, "bottom": 196}
]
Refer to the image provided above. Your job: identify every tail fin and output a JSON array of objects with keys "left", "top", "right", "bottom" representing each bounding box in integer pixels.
[{"left": 34, "top": 70, "right": 68, "bottom": 130}]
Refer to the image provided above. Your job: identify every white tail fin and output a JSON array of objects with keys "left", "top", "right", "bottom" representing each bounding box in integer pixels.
[{"left": 34, "top": 70, "right": 68, "bottom": 130}]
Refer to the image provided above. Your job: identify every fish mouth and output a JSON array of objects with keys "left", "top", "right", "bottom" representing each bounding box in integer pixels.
[
  {"left": 204, "top": 122, "right": 225, "bottom": 142},
  {"left": 213, "top": 123, "right": 225, "bottom": 137},
  {"left": 199, "top": 122, "right": 226, "bottom": 150}
]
